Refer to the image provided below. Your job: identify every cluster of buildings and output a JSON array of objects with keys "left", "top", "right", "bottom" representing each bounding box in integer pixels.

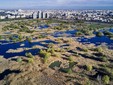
[
  {"left": 50, "top": 10, "right": 113, "bottom": 23},
  {"left": 0, "top": 9, "right": 113, "bottom": 23},
  {"left": 0, "top": 9, "right": 50, "bottom": 20},
  {"left": 32, "top": 11, "right": 49, "bottom": 19}
]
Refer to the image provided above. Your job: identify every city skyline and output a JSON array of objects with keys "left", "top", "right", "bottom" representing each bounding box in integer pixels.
[{"left": 0, "top": 0, "right": 113, "bottom": 10}]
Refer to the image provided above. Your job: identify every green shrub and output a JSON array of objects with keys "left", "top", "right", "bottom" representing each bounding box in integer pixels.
[
  {"left": 100, "top": 56, "right": 108, "bottom": 62},
  {"left": 39, "top": 49, "right": 46, "bottom": 56},
  {"left": 75, "top": 31, "right": 83, "bottom": 36},
  {"left": 69, "top": 61, "right": 77, "bottom": 68},
  {"left": 17, "top": 57, "right": 22, "bottom": 62},
  {"left": 18, "top": 34, "right": 23, "bottom": 41},
  {"left": 45, "top": 52, "right": 51, "bottom": 58},
  {"left": 100, "top": 67, "right": 113, "bottom": 79},
  {"left": 28, "top": 58, "right": 34, "bottom": 63},
  {"left": 103, "top": 31, "right": 113, "bottom": 37},
  {"left": 0, "top": 35, "right": 2, "bottom": 40},
  {"left": 39, "top": 49, "right": 51, "bottom": 63},
  {"left": 26, "top": 37, "right": 32, "bottom": 42},
  {"left": 95, "top": 47, "right": 103, "bottom": 52},
  {"left": 86, "top": 65, "right": 93, "bottom": 71},
  {"left": 43, "top": 53, "right": 51, "bottom": 63},
  {"left": 47, "top": 43, "right": 54, "bottom": 48},
  {"left": 38, "top": 34, "right": 46, "bottom": 39},
  {"left": 56, "top": 48, "right": 61, "bottom": 52},
  {"left": 84, "top": 77, "right": 91, "bottom": 85},
  {"left": 47, "top": 47, "right": 55, "bottom": 55},
  {"left": 67, "top": 68, "right": 73, "bottom": 74},
  {"left": 9, "top": 35, "right": 19, "bottom": 42},
  {"left": 96, "top": 32, "right": 104, "bottom": 37},
  {"left": 53, "top": 52, "right": 60, "bottom": 57},
  {"left": 73, "top": 52, "right": 80, "bottom": 57},
  {"left": 102, "top": 75, "right": 110, "bottom": 84},
  {"left": 60, "top": 48, "right": 66, "bottom": 52},
  {"left": 82, "top": 47, "right": 88, "bottom": 52},
  {"left": 68, "top": 56, "right": 73, "bottom": 62},
  {"left": 39, "top": 49, "right": 51, "bottom": 57},
  {"left": 25, "top": 52, "right": 34, "bottom": 58}
]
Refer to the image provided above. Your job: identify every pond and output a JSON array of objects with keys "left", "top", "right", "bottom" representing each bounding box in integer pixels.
[
  {"left": 77, "top": 36, "right": 113, "bottom": 48},
  {"left": 76, "top": 29, "right": 113, "bottom": 49},
  {"left": 0, "top": 40, "right": 58, "bottom": 58},
  {"left": 108, "top": 28, "right": 113, "bottom": 33},
  {"left": 1, "top": 28, "right": 113, "bottom": 58},
  {"left": 38, "top": 25, "right": 49, "bottom": 29},
  {"left": 52, "top": 28, "right": 113, "bottom": 49},
  {"left": 94, "top": 28, "right": 113, "bottom": 34},
  {"left": 52, "top": 29, "right": 77, "bottom": 37},
  {"left": 4, "top": 32, "right": 12, "bottom": 34}
]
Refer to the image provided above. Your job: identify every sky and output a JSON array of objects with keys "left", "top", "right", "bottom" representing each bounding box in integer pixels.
[{"left": 0, "top": 0, "right": 113, "bottom": 10}]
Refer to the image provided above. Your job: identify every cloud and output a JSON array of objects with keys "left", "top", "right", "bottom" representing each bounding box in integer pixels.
[
  {"left": 34, "top": 0, "right": 113, "bottom": 6},
  {"left": 0, "top": 0, "right": 113, "bottom": 9}
]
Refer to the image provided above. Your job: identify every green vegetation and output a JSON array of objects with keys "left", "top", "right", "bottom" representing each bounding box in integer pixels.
[
  {"left": 28, "top": 58, "right": 34, "bottom": 63},
  {"left": 75, "top": 31, "right": 83, "bottom": 36},
  {"left": 18, "top": 34, "right": 23, "bottom": 41},
  {"left": 73, "top": 51, "right": 80, "bottom": 57},
  {"left": 17, "top": 57, "right": 22, "bottom": 63},
  {"left": 53, "top": 26, "right": 62, "bottom": 30},
  {"left": 38, "top": 34, "right": 46, "bottom": 39},
  {"left": 103, "top": 31, "right": 113, "bottom": 36},
  {"left": 8, "top": 34, "right": 23, "bottom": 42},
  {"left": 25, "top": 52, "right": 34, "bottom": 58},
  {"left": 100, "top": 56, "right": 108, "bottom": 62},
  {"left": 2, "top": 24, "right": 19, "bottom": 31},
  {"left": 69, "top": 61, "right": 77, "bottom": 68},
  {"left": 39, "top": 49, "right": 51, "bottom": 63},
  {"left": 0, "top": 35, "right": 2, "bottom": 40},
  {"left": 95, "top": 47, "right": 103, "bottom": 52},
  {"left": 81, "top": 47, "right": 88, "bottom": 52},
  {"left": 85, "top": 65, "right": 93, "bottom": 71},
  {"left": 47, "top": 47, "right": 55, "bottom": 55},
  {"left": 68, "top": 56, "right": 73, "bottom": 62},
  {"left": 75, "top": 22, "right": 113, "bottom": 36},
  {"left": 103, "top": 31, "right": 113, "bottom": 39},
  {"left": 26, "top": 37, "right": 32, "bottom": 43},
  {"left": 102, "top": 75, "right": 110, "bottom": 84},
  {"left": 96, "top": 32, "right": 104, "bottom": 37}
]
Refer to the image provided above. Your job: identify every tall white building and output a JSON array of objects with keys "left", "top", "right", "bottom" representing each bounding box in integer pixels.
[
  {"left": 33, "top": 12, "right": 37, "bottom": 19},
  {"left": 38, "top": 11, "right": 42, "bottom": 19},
  {"left": 43, "top": 12, "right": 45, "bottom": 19},
  {"left": 0, "top": 16, "right": 6, "bottom": 19},
  {"left": 45, "top": 13, "right": 49, "bottom": 18},
  {"left": 37, "top": 11, "right": 49, "bottom": 19}
]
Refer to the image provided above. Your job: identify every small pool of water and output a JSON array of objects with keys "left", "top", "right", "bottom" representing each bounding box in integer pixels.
[
  {"left": 96, "top": 28, "right": 113, "bottom": 33},
  {"left": 38, "top": 25, "right": 49, "bottom": 29},
  {"left": 4, "top": 32, "right": 12, "bottom": 34},
  {"left": 52, "top": 29, "right": 77, "bottom": 37},
  {"left": 108, "top": 28, "right": 113, "bottom": 33}
]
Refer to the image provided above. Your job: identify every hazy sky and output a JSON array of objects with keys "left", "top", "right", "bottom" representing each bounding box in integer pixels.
[{"left": 0, "top": 0, "right": 113, "bottom": 9}]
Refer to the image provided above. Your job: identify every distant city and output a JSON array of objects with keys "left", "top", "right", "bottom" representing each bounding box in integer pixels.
[{"left": 0, "top": 9, "right": 113, "bottom": 23}]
